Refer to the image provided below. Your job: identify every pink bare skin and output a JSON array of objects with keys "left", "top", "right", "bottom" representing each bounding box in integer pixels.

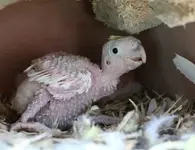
[{"left": 10, "top": 36, "right": 146, "bottom": 133}]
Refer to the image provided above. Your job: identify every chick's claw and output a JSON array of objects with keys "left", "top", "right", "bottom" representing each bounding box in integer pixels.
[{"left": 10, "top": 122, "right": 62, "bottom": 136}]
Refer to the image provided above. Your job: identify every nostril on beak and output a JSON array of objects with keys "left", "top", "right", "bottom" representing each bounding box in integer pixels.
[{"left": 132, "top": 41, "right": 142, "bottom": 52}]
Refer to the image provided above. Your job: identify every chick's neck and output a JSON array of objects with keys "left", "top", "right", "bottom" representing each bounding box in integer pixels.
[{"left": 92, "top": 69, "right": 120, "bottom": 102}]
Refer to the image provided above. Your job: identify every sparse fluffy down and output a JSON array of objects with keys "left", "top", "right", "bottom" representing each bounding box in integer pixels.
[{"left": 10, "top": 36, "right": 146, "bottom": 132}]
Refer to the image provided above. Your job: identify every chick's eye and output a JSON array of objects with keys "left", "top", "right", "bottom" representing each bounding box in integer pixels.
[{"left": 112, "top": 48, "right": 118, "bottom": 54}]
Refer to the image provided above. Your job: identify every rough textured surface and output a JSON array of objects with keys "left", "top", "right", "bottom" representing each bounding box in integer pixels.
[
  {"left": 0, "top": 0, "right": 20, "bottom": 10},
  {"left": 10, "top": 37, "right": 146, "bottom": 132},
  {"left": 92, "top": 0, "right": 195, "bottom": 34},
  {"left": 149, "top": 0, "right": 195, "bottom": 28},
  {"left": 92, "top": 0, "right": 161, "bottom": 34}
]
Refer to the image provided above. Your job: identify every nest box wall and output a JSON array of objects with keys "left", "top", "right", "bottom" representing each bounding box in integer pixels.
[
  {"left": 136, "top": 23, "right": 195, "bottom": 99},
  {"left": 0, "top": 0, "right": 195, "bottom": 99}
]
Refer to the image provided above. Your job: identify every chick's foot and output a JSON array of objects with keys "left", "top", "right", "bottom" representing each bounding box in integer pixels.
[{"left": 10, "top": 122, "right": 62, "bottom": 135}]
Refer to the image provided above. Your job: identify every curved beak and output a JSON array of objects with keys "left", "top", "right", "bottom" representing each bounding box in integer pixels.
[
  {"left": 130, "top": 45, "right": 147, "bottom": 64},
  {"left": 139, "top": 45, "right": 147, "bottom": 63}
]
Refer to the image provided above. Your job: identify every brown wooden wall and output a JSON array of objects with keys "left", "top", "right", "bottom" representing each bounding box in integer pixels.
[{"left": 137, "top": 23, "right": 195, "bottom": 99}]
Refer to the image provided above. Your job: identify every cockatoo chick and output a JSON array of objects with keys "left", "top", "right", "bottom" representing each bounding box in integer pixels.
[{"left": 10, "top": 36, "right": 146, "bottom": 133}]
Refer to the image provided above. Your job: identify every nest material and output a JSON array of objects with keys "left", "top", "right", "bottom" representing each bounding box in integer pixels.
[
  {"left": 149, "top": 0, "right": 195, "bottom": 28},
  {"left": 0, "top": 89, "right": 195, "bottom": 150},
  {"left": 92, "top": 0, "right": 161, "bottom": 34},
  {"left": 0, "top": 0, "right": 20, "bottom": 10},
  {"left": 92, "top": 0, "right": 195, "bottom": 34}
]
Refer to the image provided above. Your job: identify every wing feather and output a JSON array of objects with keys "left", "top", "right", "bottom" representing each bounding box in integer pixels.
[{"left": 24, "top": 52, "right": 93, "bottom": 100}]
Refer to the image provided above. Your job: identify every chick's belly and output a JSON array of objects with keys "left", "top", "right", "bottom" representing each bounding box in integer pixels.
[{"left": 34, "top": 97, "right": 89, "bottom": 130}]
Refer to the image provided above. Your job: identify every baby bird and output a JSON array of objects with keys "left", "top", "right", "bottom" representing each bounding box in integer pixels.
[{"left": 10, "top": 36, "right": 146, "bottom": 132}]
